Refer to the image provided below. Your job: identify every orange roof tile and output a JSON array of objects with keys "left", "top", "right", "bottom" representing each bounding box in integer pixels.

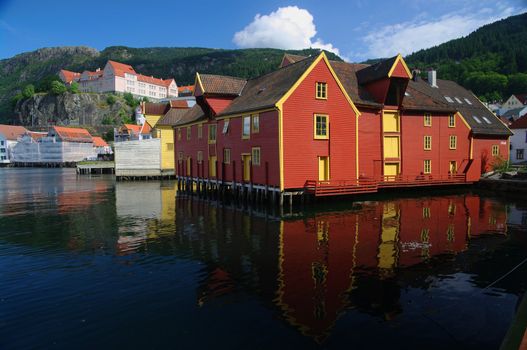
[
  {"left": 92, "top": 136, "right": 109, "bottom": 147},
  {"left": 0, "top": 124, "right": 29, "bottom": 140},
  {"left": 28, "top": 131, "right": 47, "bottom": 141},
  {"left": 107, "top": 60, "right": 136, "bottom": 77},
  {"left": 52, "top": 126, "right": 93, "bottom": 143},
  {"left": 124, "top": 123, "right": 151, "bottom": 135},
  {"left": 60, "top": 69, "right": 81, "bottom": 83}
]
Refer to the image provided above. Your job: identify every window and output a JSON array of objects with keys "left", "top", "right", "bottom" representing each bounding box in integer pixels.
[
  {"left": 473, "top": 116, "right": 482, "bottom": 124},
  {"left": 518, "top": 149, "right": 525, "bottom": 160},
  {"left": 0, "top": 149, "right": 5, "bottom": 153},
  {"left": 223, "top": 148, "right": 231, "bottom": 164},
  {"left": 252, "top": 147, "right": 261, "bottom": 166},
  {"left": 252, "top": 114, "right": 260, "bottom": 133},
  {"left": 492, "top": 145, "right": 499, "bottom": 156},
  {"left": 316, "top": 82, "right": 327, "bottom": 99},
  {"left": 424, "top": 136, "right": 432, "bottom": 150},
  {"left": 314, "top": 114, "right": 329, "bottom": 139},
  {"left": 208, "top": 124, "right": 217, "bottom": 144},
  {"left": 424, "top": 159, "right": 431, "bottom": 174},
  {"left": 454, "top": 97, "right": 462, "bottom": 104},
  {"left": 482, "top": 116, "right": 492, "bottom": 124},
  {"left": 222, "top": 119, "right": 230, "bottom": 134},
  {"left": 449, "top": 135, "right": 457, "bottom": 150},
  {"left": 423, "top": 207, "right": 431, "bottom": 218},
  {"left": 177, "top": 128, "right": 182, "bottom": 141},
  {"left": 448, "top": 202, "right": 456, "bottom": 215},
  {"left": 424, "top": 113, "right": 432, "bottom": 126},
  {"left": 198, "top": 124, "right": 203, "bottom": 139},
  {"left": 178, "top": 152, "right": 183, "bottom": 161},
  {"left": 464, "top": 98, "right": 472, "bottom": 105},
  {"left": 445, "top": 96, "right": 454, "bottom": 103},
  {"left": 166, "top": 143, "right": 174, "bottom": 151},
  {"left": 242, "top": 116, "right": 251, "bottom": 139},
  {"left": 0, "top": 141, "right": 4, "bottom": 146},
  {"left": 186, "top": 127, "right": 191, "bottom": 140},
  {"left": 448, "top": 114, "right": 455, "bottom": 127},
  {"left": 197, "top": 151, "right": 203, "bottom": 163}
]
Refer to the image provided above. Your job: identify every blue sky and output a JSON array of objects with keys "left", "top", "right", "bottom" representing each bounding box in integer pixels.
[{"left": 1, "top": 0, "right": 526, "bottom": 61}]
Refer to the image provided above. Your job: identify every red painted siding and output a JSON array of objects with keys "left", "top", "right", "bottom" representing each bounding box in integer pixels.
[
  {"left": 282, "top": 59, "right": 358, "bottom": 189},
  {"left": 364, "top": 79, "right": 390, "bottom": 103},
  {"left": 400, "top": 112, "right": 471, "bottom": 176},
  {"left": 390, "top": 61, "right": 410, "bottom": 79},
  {"left": 473, "top": 136, "right": 509, "bottom": 173},
  {"left": 358, "top": 109, "right": 382, "bottom": 178},
  {"left": 205, "top": 97, "right": 235, "bottom": 115}
]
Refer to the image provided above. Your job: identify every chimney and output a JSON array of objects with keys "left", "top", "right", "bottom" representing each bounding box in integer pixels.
[
  {"left": 96, "top": 68, "right": 100, "bottom": 72},
  {"left": 412, "top": 69, "right": 421, "bottom": 82},
  {"left": 428, "top": 70, "right": 437, "bottom": 88}
]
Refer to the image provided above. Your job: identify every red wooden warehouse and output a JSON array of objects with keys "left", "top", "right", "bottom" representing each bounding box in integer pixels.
[{"left": 170, "top": 52, "right": 511, "bottom": 199}]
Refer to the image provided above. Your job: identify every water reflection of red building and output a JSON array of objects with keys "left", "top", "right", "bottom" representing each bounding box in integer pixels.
[{"left": 275, "top": 194, "right": 508, "bottom": 341}]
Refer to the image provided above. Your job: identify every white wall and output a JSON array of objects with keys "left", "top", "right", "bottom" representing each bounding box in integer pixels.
[
  {"left": 510, "top": 128, "right": 527, "bottom": 164},
  {"left": 114, "top": 138, "right": 161, "bottom": 176}
]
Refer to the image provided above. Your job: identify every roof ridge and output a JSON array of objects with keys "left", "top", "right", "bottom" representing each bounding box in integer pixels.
[{"left": 245, "top": 54, "right": 317, "bottom": 84}]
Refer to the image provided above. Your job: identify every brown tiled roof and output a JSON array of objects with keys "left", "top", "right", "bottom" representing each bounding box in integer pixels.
[
  {"left": 402, "top": 78, "right": 456, "bottom": 112},
  {"left": 0, "top": 124, "right": 28, "bottom": 140},
  {"left": 199, "top": 74, "right": 247, "bottom": 95},
  {"left": 157, "top": 108, "right": 192, "bottom": 126},
  {"left": 143, "top": 102, "right": 170, "bottom": 115},
  {"left": 170, "top": 103, "right": 206, "bottom": 127},
  {"left": 330, "top": 61, "right": 382, "bottom": 108},
  {"left": 218, "top": 55, "right": 318, "bottom": 116},
  {"left": 281, "top": 53, "right": 309, "bottom": 67},
  {"left": 356, "top": 56, "right": 399, "bottom": 84},
  {"left": 510, "top": 114, "right": 527, "bottom": 129}
]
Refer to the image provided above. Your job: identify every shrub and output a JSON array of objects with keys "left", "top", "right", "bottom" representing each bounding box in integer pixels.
[
  {"left": 69, "top": 81, "right": 80, "bottom": 94},
  {"left": 491, "top": 155, "right": 510, "bottom": 172},
  {"left": 123, "top": 92, "right": 137, "bottom": 107},
  {"left": 106, "top": 94, "right": 116, "bottom": 105},
  {"left": 50, "top": 80, "right": 67, "bottom": 95},
  {"left": 22, "top": 84, "right": 35, "bottom": 99}
]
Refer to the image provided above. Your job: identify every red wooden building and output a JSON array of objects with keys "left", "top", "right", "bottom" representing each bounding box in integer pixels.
[{"left": 170, "top": 52, "right": 511, "bottom": 198}]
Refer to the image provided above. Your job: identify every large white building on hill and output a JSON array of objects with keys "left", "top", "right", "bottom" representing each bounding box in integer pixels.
[{"left": 60, "top": 60, "right": 178, "bottom": 100}]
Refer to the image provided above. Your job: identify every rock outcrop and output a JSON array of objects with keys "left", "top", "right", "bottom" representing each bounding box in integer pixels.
[{"left": 14, "top": 92, "right": 134, "bottom": 127}]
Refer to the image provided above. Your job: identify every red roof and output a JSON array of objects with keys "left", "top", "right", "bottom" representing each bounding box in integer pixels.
[
  {"left": 514, "top": 94, "right": 527, "bottom": 105},
  {"left": 60, "top": 69, "right": 81, "bottom": 83},
  {"left": 0, "top": 124, "right": 28, "bottom": 140},
  {"left": 136, "top": 73, "right": 169, "bottom": 87},
  {"left": 169, "top": 100, "right": 190, "bottom": 109},
  {"left": 107, "top": 60, "right": 136, "bottom": 77},
  {"left": 178, "top": 85, "right": 194, "bottom": 93},
  {"left": 92, "top": 136, "right": 108, "bottom": 147},
  {"left": 124, "top": 123, "right": 151, "bottom": 135},
  {"left": 52, "top": 126, "right": 93, "bottom": 143},
  {"left": 510, "top": 114, "right": 527, "bottom": 129},
  {"left": 28, "top": 131, "right": 47, "bottom": 141}
]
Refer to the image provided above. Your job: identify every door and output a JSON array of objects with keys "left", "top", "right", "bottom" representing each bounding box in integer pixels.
[
  {"left": 318, "top": 156, "right": 329, "bottom": 181},
  {"left": 209, "top": 156, "right": 217, "bottom": 177},
  {"left": 382, "top": 111, "right": 399, "bottom": 132},
  {"left": 186, "top": 157, "right": 192, "bottom": 176},
  {"left": 384, "top": 162, "right": 399, "bottom": 181},
  {"left": 242, "top": 154, "right": 251, "bottom": 182},
  {"left": 383, "top": 136, "right": 400, "bottom": 158},
  {"left": 449, "top": 161, "right": 457, "bottom": 174}
]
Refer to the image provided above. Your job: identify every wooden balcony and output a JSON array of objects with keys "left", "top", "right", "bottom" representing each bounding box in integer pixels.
[{"left": 305, "top": 174, "right": 470, "bottom": 197}]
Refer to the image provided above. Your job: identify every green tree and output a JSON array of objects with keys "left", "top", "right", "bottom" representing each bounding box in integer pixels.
[
  {"left": 22, "top": 84, "right": 35, "bottom": 99},
  {"left": 507, "top": 73, "right": 527, "bottom": 95},
  {"left": 106, "top": 94, "right": 116, "bottom": 105},
  {"left": 69, "top": 81, "right": 80, "bottom": 94},
  {"left": 123, "top": 92, "right": 138, "bottom": 108},
  {"left": 50, "top": 80, "right": 67, "bottom": 95}
]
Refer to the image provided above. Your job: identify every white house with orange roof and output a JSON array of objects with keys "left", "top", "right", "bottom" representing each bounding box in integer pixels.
[{"left": 60, "top": 60, "right": 178, "bottom": 100}]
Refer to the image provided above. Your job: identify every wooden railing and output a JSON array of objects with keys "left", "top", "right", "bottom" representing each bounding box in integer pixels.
[
  {"left": 378, "top": 173, "right": 468, "bottom": 187},
  {"left": 304, "top": 179, "right": 378, "bottom": 197}
]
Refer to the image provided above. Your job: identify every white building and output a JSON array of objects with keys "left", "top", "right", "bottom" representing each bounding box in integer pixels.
[
  {"left": 60, "top": 60, "right": 178, "bottom": 100},
  {"left": 0, "top": 125, "right": 29, "bottom": 164},
  {"left": 500, "top": 94, "right": 527, "bottom": 115},
  {"left": 509, "top": 115, "right": 527, "bottom": 164}
]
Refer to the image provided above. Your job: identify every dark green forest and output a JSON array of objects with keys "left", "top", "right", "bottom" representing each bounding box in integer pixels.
[{"left": 405, "top": 12, "right": 527, "bottom": 102}]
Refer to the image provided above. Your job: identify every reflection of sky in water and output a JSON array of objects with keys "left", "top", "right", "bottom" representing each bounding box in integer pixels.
[{"left": 0, "top": 168, "right": 526, "bottom": 349}]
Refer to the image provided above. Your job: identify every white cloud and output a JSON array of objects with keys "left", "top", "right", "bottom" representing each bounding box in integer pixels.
[
  {"left": 233, "top": 6, "right": 343, "bottom": 58},
  {"left": 358, "top": 3, "right": 521, "bottom": 59}
]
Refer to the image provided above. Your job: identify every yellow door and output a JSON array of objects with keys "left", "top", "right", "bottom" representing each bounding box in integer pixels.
[
  {"left": 242, "top": 154, "right": 251, "bottom": 181},
  {"left": 318, "top": 156, "right": 329, "bottom": 181},
  {"left": 449, "top": 161, "right": 457, "bottom": 173},
  {"left": 384, "top": 163, "right": 399, "bottom": 181},
  {"left": 209, "top": 156, "right": 217, "bottom": 177},
  {"left": 383, "top": 136, "right": 400, "bottom": 158},
  {"left": 186, "top": 157, "right": 191, "bottom": 176},
  {"left": 383, "top": 111, "right": 399, "bottom": 132},
  {"left": 378, "top": 203, "right": 399, "bottom": 270}
]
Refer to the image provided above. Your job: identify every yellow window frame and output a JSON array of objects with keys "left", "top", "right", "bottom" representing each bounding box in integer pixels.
[
  {"left": 424, "top": 159, "right": 431, "bottom": 174},
  {"left": 448, "top": 114, "right": 456, "bottom": 128},
  {"left": 251, "top": 147, "right": 261, "bottom": 166},
  {"left": 177, "top": 128, "right": 182, "bottom": 141},
  {"left": 492, "top": 145, "right": 499, "bottom": 156},
  {"left": 424, "top": 135, "right": 432, "bottom": 150},
  {"left": 449, "top": 135, "right": 457, "bottom": 150},
  {"left": 424, "top": 113, "right": 432, "bottom": 127},
  {"left": 198, "top": 124, "right": 203, "bottom": 139},
  {"left": 223, "top": 148, "right": 231, "bottom": 164},
  {"left": 208, "top": 124, "right": 217, "bottom": 144},
  {"left": 314, "top": 114, "right": 329, "bottom": 140},
  {"left": 186, "top": 126, "right": 191, "bottom": 140},
  {"left": 316, "top": 82, "right": 327, "bottom": 100}
]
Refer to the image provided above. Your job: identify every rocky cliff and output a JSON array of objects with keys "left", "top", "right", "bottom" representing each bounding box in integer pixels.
[{"left": 14, "top": 92, "right": 134, "bottom": 127}]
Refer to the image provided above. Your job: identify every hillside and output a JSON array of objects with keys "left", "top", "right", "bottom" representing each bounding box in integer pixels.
[
  {"left": 0, "top": 47, "right": 340, "bottom": 124},
  {"left": 406, "top": 12, "right": 527, "bottom": 102}
]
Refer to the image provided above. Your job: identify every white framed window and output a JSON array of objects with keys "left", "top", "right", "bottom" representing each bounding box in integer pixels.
[{"left": 242, "top": 116, "right": 251, "bottom": 139}]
